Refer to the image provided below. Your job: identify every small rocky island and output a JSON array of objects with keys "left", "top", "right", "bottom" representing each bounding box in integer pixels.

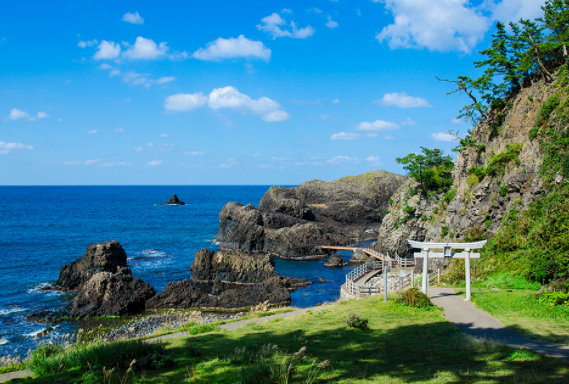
[{"left": 160, "top": 194, "right": 185, "bottom": 205}]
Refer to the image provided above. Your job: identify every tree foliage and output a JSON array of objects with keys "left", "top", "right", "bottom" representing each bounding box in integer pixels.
[{"left": 396, "top": 147, "right": 454, "bottom": 193}]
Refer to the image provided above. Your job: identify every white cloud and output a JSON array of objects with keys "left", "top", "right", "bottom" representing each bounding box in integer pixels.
[
  {"left": 134, "top": 146, "right": 144, "bottom": 151},
  {"left": 122, "top": 12, "right": 144, "bottom": 24},
  {"left": 185, "top": 151, "right": 205, "bottom": 155},
  {"left": 88, "top": 129, "right": 97, "bottom": 134},
  {"left": 208, "top": 86, "right": 280, "bottom": 114},
  {"left": 356, "top": 120, "right": 400, "bottom": 131},
  {"left": 431, "top": 132, "right": 458, "bottom": 142},
  {"left": 376, "top": 0, "right": 490, "bottom": 54},
  {"left": 164, "top": 92, "right": 208, "bottom": 111},
  {"left": 326, "top": 16, "right": 339, "bottom": 29},
  {"left": 308, "top": 114, "right": 338, "bottom": 121},
  {"left": 330, "top": 98, "right": 340, "bottom": 104},
  {"left": 78, "top": 39, "right": 98, "bottom": 48},
  {"left": 109, "top": 69, "right": 121, "bottom": 77},
  {"left": 97, "top": 63, "right": 112, "bottom": 70},
  {"left": 37, "top": 112, "right": 49, "bottom": 119},
  {"left": 331, "top": 132, "right": 360, "bottom": 140},
  {"left": 160, "top": 134, "right": 169, "bottom": 137},
  {"left": 366, "top": 156, "right": 380, "bottom": 162},
  {"left": 385, "top": 135, "right": 395, "bottom": 140},
  {"left": 374, "top": 92, "right": 432, "bottom": 108},
  {"left": 147, "top": 142, "right": 154, "bottom": 147},
  {"left": 263, "top": 110, "right": 290, "bottom": 122},
  {"left": 327, "top": 156, "right": 360, "bottom": 164},
  {"left": 451, "top": 118, "right": 464, "bottom": 124},
  {"left": 401, "top": 117, "right": 417, "bottom": 126},
  {"left": 64, "top": 159, "right": 100, "bottom": 165},
  {"left": 257, "top": 13, "right": 315, "bottom": 39},
  {"left": 486, "top": 0, "right": 544, "bottom": 25},
  {"left": 155, "top": 76, "right": 175, "bottom": 84},
  {"left": 0, "top": 141, "right": 33, "bottom": 154},
  {"left": 310, "top": 7, "right": 323, "bottom": 13},
  {"left": 7, "top": 108, "right": 33, "bottom": 121},
  {"left": 220, "top": 159, "right": 238, "bottom": 168},
  {"left": 122, "top": 36, "right": 169, "bottom": 60},
  {"left": 282, "top": 8, "right": 293, "bottom": 14},
  {"left": 115, "top": 128, "right": 124, "bottom": 133},
  {"left": 94, "top": 40, "right": 121, "bottom": 60},
  {"left": 192, "top": 35, "right": 271, "bottom": 61},
  {"left": 146, "top": 160, "right": 162, "bottom": 166},
  {"left": 101, "top": 162, "right": 133, "bottom": 167},
  {"left": 57, "top": 118, "right": 63, "bottom": 122}
]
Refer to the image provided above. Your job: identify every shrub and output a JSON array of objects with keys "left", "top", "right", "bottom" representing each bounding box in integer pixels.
[
  {"left": 397, "top": 288, "right": 434, "bottom": 308},
  {"left": 403, "top": 203, "right": 416, "bottom": 217},
  {"left": 182, "top": 321, "right": 220, "bottom": 335},
  {"left": 538, "top": 291, "right": 569, "bottom": 307},
  {"left": 346, "top": 313, "right": 369, "bottom": 330},
  {"left": 499, "top": 185, "right": 509, "bottom": 197},
  {"left": 389, "top": 198, "right": 394, "bottom": 205},
  {"left": 466, "top": 174, "right": 479, "bottom": 188},
  {"left": 538, "top": 94, "right": 560, "bottom": 124},
  {"left": 529, "top": 127, "right": 540, "bottom": 140},
  {"left": 441, "top": 226, "right": 449, "bottom": 238},
  {"left": 443, "top": 189, "right": 457, "bottom": 204}
]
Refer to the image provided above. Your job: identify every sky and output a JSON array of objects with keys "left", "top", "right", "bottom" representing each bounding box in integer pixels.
[{"left": 0, "top": 0, "right": 546, "bottom": 185}]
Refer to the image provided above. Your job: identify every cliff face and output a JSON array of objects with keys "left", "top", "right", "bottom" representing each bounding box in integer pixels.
[
  {"left": 216, "top": 170, "right": 407, "bottom": 258},
  {"left": 377, "top": 79, "right": 555, "bottom": 257}
]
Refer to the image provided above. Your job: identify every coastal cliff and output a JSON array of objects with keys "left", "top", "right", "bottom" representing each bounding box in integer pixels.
[
  {"left": 216, "top": 170, "right": 407, "bottom": 258},
  {"left": 375, "top": 74, "right": 564, "bottom": 263}
]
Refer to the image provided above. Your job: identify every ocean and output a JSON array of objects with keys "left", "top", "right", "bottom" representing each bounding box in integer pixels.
[{"left": 0, "top": 186, "right": 356, "bottom": 357}]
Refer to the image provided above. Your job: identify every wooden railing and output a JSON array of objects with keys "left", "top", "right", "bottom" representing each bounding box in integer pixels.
[
  {"left": 345, "top": 260, "right": 383, "bottom": 297},
  {"left": 395, "top": 253, "right": 416, "bottom": 267}
]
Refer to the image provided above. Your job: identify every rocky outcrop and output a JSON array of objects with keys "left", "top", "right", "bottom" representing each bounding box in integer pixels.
[
  {"left": 349, "top": 249, "right": 369, "bottom": 263},
  {"left": 324, "top": 254, "right": 348, "bottom": 267},
  {"left": 190, "top": 248, "right": 311, "bottom": 289},
  {"left": 146, "top": 279, "right": 290, "bottom": 310},
  {"left": 69, "top": 270, "right": 156, "bottom": 317},
  {"left": 216, "top": 170, "right": 407, "bottom": 258},
  {"left": 55, "top": 240, "right": 129, "bottom": 290},
  {"left": 375, "top": 79, "right": 552, "bottom": 266},
  {"left": 161, "top": 194, "right": 185, "bottom": 206}
]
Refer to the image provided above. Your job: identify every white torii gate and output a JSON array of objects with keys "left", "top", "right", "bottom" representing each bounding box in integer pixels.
[{"left": 407, "top": 239, "right": 487, "bottom": 301}]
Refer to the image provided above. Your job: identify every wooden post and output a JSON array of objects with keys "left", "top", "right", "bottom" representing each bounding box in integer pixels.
[
  {"left": 422, "top": 248, "right": 429, "bottom": 294},
  {"left": 465, "top": 248, "right": 471, "bottom": 301},
  {"left": 437, "top": 268, "right": 441, "bottom": 284},
  {"left": 411, "top": 270, "right": 414, "bottom": 287}
]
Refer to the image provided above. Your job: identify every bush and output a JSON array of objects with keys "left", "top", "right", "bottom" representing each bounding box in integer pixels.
[
  {"left": 182, "top": 321, "right": 220, "bottom": 335},
  {"left": 397, "top": 288, "right": 434, "bottom": 308},
  {"left": 403, "top": 203, "right": 416, "bottom": 217},
  {"left": 538, "top": 291, "right": 569, "bottom": 307},
  {"left": 441, "top": 226, "right": 449, "bottom": 238},
  {"left": 499, "top": 185, "right": 509, "bottom": 197},
  {"left": 346, "top": 313, "right": 369, "bottom": 330},
  {"left": 443, "top": 189, "right": 457, "bottom": 204}
]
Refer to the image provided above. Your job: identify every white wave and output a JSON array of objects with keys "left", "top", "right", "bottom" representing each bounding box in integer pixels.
[
  {"left": 128, "top": 249, "right": 168, "bottom": 261},
  {"left": 0, "top": 308, "right": 26, "bottom": 316},
  {"left": 0, "top": 337, "right": 8, "bottom": 345},
  {"left": 23, "top": 325, "right": 59, "bottom": 338}
]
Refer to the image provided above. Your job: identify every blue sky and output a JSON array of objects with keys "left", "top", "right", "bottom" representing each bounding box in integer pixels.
[{"left": 1, "top": 0, "right": 544, "bottom": 185}]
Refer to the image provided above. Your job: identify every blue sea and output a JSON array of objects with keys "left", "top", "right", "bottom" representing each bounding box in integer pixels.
[{"left": 0, "top": 186, "right": 355, "bottom": 357}]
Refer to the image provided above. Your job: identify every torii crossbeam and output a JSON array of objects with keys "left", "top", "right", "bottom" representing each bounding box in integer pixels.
[{"left": 407, "top": 240, "right": 487, "bottom": 301}]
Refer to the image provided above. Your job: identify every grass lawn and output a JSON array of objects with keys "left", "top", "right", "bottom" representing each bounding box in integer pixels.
[
  {"left": 458, "top": 288, "right": 569, "bottom": 346},
  {"left": 14, "top": 294, "right": 569, "bottom": 384}
]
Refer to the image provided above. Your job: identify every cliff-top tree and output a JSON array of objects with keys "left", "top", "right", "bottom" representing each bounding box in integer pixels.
[{"left": 396, "top": 147, "right": 454, "bottom": 193}]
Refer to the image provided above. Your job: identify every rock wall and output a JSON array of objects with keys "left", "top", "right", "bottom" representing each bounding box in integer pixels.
[
  {"left": 376, "top": 80, "right": 553, "bottom": 263},
  {"left": 216, "top": 170, "right": 407, "bottom": 258}
]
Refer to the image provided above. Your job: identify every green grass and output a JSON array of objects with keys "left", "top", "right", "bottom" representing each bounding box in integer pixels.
[
  {"left": 457, "top": 288, "right": 569, "bottom": 346},
  {"left": 15, "top": 294, "right": 569, "bottom": 383}
]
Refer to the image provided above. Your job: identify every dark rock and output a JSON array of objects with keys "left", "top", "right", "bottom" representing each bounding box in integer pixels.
[
  {"left": 69, "top": 271, "right": 156, "bottom": 317},
  {"left": 216, "top": 170, "right": 407, "bottom": 259},
  {"left": 36, "top": 327, "right": 54, "bottom": 338},
  {"left": 26, "top": 309, "right": 68, "bottom": 324},
  {"left": 318, "top": 278, "right": 326, "bottom": 283},
  {"left": 146, "top": 280, "right": 216, "bottom": 310},
  {"left": 161, "top": 194, "right": 185, "bottom": 206},
  {"left": 349, "top": 249, "right": 369, "bottom": 263},
  {"left": 190, "top": 248, "right": 279, "bottom": 284},
  {"left": 55, "top": 240, "right": 129, "bottom": 290},
  {"left": 324, "top": 254, "right": 348, "bottom": 267},
  {"left": 262, "top": 276, "right": 311, "bottom": 290},
  {"left": 217, "top": 283, "right": 290, "bottom": 309}
]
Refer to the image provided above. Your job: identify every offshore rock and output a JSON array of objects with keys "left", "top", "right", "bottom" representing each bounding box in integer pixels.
[
  {"left": 55, "top": 240, "right": 129, "bottom": 290},
  {"left": 146, "top": 279, "right": 290, "bottom": 310},
  {"left": 349, "top": 249, "right": 369, "bottom": 263},
  {"left": 324, "top": 254, "right": 348, "bottom": 267},
  {"left": 161, "top": 194, "right": 185, "bottom": 206},
  {"left": 69, "top": 271, "right": 156, "bottom": 317},
  {"left": 216, "top": 170, "right": 407, "bottom": 259},
  {"left": 145, "top": 280, "right": 216, "bottom": 309},
  {"left": 190, "top": 248, "right": 311, "bottom": 289}
]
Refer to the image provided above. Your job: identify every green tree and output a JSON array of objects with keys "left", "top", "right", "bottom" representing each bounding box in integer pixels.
[
  {"left": 541, "top": 0, "right": 569, "bottom": 68},
  {"left": 396, "top": 147, "right": 454, "bottom": 193}
]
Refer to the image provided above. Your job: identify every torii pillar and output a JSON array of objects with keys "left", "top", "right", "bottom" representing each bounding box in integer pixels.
[{"left": 408, "top": 240, "right": 487, "bottom": 301}]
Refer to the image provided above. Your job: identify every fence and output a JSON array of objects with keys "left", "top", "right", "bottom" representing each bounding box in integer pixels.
[{"left": 345, "top": 260, "right": 383, "bottom": 296}]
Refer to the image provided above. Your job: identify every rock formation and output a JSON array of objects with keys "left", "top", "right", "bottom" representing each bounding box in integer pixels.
[
  {"left": 146, "top": 279, "right": 290, "bottom": 310},
  {"left": 216, "top": 170, "right": 407, "bottom": 258},
  {"left": 375, "top": 79, "right": 551, "bottom": 264},
  {"left": 69, "top": 270, "right": 156, "bottom": 317},
  {"left": 56, "top": 240, "right": 129, "bottom": 290},
  {"left": 161, "top": 194, "right": 186, "bottom": 205},
  {"left": 349, "top": 249, "right": 369, "bottom": 263},
  {"left": 324, "top": 254, "right": 348, "bottom": 267},
  {"left": 190, "top": 248, "right": 311, "bottom": 289}
]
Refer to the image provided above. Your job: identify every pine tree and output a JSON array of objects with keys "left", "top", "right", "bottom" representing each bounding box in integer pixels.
[{"left": 540, "top": 0, "right": 569, "bottom": 68}]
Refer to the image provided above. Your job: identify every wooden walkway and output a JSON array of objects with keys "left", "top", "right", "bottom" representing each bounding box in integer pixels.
[{"left": 321, "top": 245, "right": 386, "bottom": 261}]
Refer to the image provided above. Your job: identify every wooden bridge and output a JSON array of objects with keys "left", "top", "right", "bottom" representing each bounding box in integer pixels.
[{"left": 321, "top": 245, "right": 387, "bottom": 261}]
